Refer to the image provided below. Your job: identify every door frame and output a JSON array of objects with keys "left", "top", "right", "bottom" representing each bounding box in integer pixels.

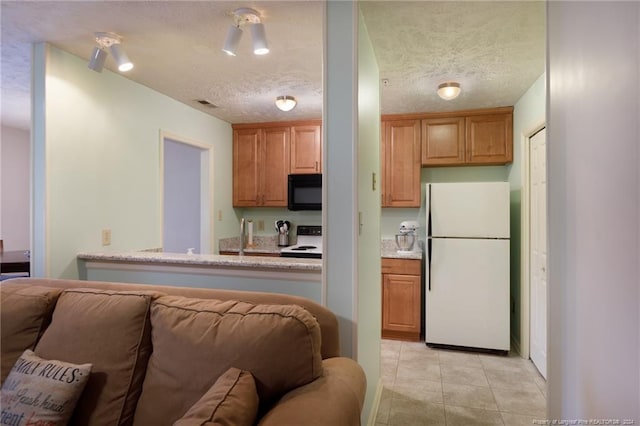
[
  {"left": 519, "top": 121, "right": 546, "bottom": 359},
  {"left": 159, "top": 130, "right": 215, "bottom": 254}
]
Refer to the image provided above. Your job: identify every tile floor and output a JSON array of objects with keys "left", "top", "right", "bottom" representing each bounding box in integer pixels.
[{"left": 375, "top": 339, "right": 547, "bottom": 426}]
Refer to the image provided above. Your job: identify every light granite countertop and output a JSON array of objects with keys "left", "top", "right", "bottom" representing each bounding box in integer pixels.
[
  {"left": 218, "top": 235, "right": 283, "bottom": 255},
  {"left": 77, "top": 251, "right": 321, "bottom": 272},
  {"left": 78, "top": 236, "right": 420, "bottom": 273},
  {"left": 380, "top": 238, "right": 423, "bottom": 260}
]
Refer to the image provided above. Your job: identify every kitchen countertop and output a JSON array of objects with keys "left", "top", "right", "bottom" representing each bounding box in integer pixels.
[
  {"left": 380, "top": 238, "right": 423, "bottom": 260},
  {"left": 78, "top": 237, "right": 420, "bottom": 271},
  {"left": 77, "top": 251, "right": 321, "bottom": 272},
  {"left": 218, "top": 236, "right": 284, "bottom": 256},
  {"left": 219, "top": 236, "right": 423, "bottom": 260}
]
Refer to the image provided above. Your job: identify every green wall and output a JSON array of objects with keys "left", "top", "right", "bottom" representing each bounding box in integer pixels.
[
  {"left": 357, "top": 6, "right": 382, "bottom": 423},
  {"left": 507, "top": 73, "right": 546, "bottom": 351},
  {"left": 33, "top": 44, "right": 235, "bottom": 279}
]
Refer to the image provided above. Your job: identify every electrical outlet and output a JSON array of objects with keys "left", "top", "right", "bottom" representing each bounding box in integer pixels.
[
  {"left": 102, "top": 229, "right": 111, "bottom": 246},
  {"left": 217, "top": 210, "right": 222, "bottom": 221},
  {"left": 257, "top": 220, "right": 264, "bottom": 231}
]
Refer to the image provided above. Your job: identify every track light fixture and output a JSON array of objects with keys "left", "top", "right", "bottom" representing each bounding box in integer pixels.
[
  {"left": 88, "top": 32, "right": 134, "bottom": 73},
  {"left": 222, "top": 7, "right": 269, "bottom": 56}
]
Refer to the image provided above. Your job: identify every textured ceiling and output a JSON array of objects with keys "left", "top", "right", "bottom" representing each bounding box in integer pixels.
[
  {"left": 0, "top": 1, "right": 545, "bottom": 130},
  {"left": 360, "top": 1, "right": 546, "bottom": 115}
]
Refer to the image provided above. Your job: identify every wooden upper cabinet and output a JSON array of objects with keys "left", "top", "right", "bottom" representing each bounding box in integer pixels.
[
  {"left": 261, "top": 127, "right": 290, "bottom": 206},
  {"left": 290, "top": 124, "right": 322, "bottom": 174},
  {"left": 466, "top": 112, "right": 513, "bottom": 165},
  {"left": 381, "top": 120, "right": 421, "bottom": 207},
  {"left": 233, "top": 126, "right": 290, "bottom": 207},
  {"left": 421, "top": 117, "right": 465, "bottom": 166},
  {"left": 233, "top": 128, "right": 261, "bottom": 206}
]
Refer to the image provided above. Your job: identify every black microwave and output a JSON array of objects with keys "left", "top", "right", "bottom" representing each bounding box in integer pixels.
[{"left": 288, "top": 174, "right": 322, "bottom": 211}]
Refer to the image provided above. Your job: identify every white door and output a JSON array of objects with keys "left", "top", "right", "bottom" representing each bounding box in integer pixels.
[
  {"left": 428, "top": 182, "right": 510, "bottom": 238},
  {"left": 426, "top": 238, "right": 510, "bottom": 351},
  {"left": 530, "top": 128, "right": 548, "bottom": 378}
]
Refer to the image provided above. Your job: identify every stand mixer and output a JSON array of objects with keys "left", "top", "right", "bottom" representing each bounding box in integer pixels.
[{"left": 395, "top": 220, "right": 419, "bottom": 253}]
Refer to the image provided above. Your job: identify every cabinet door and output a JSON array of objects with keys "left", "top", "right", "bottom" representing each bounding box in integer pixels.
[
  {"left": 421, "top": 117, "right": 465, "bottom": 166},
  {"left": 261, "top": 127, "right": 290, "bottom": 206},
  {"left": 382, "top": 273, "right": 421, "bottom": 339},
  {"left": 381, "top": 120, "right": 421, "bottom": 207},
  {"left": 466, "top": 113, "right": 513, "bottom": 164},
  {"left": 233, "top": 129, "right": 261, "bottom": 206},
  {"left": 290, "top": 125, "right": 322, "bottom": 174}
]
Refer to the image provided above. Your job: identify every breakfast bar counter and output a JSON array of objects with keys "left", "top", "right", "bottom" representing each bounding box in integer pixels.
[{"left": 77, "top": 251, "right": 322, "bottom": 302}]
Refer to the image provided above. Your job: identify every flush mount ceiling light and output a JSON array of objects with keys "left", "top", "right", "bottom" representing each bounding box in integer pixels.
[
  {"left": 88, "top": 32, "right": 134, "bottom": 73},
  {"left": 437, "top": 82, "right": 461, "bottom": 100},
  {"left": 222, "top": 7, "right": 269, "bottom": 56},
  {"left": 275, "top": 96, "right": 297, "bottom": 112}
]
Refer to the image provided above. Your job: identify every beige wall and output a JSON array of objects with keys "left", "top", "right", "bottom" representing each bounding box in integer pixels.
[{"left": 0, "top": 125, "right": 30, "bottom": 250}]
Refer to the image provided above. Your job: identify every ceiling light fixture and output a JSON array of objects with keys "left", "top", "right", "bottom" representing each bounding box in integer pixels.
[
  {"left": 88, "top": 32, "right": 134, "bottom": 73},
  {"left": 87, "top": 47, "right": 107, "bottom": 72},
  {"left": 222, "top": 25, "right": 243, "bottom": 56},
  {"left": 275, "top": 96, "right": 297, "bottom": 112},
  {"left": 437, "top": 82, "right": 461, "bottom": 100},
  {"left": 222, "top": 8, "right": 269, "bottom": 56}
]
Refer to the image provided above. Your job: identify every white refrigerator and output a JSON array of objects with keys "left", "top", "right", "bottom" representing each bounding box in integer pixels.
[{"left": 425, "top": 182, "right": 510, "bottom": 352}]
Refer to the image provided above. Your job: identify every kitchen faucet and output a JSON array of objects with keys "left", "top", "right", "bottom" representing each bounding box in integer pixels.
[{"left": 239, "top": 217, "right": 245, "bottom": 256}]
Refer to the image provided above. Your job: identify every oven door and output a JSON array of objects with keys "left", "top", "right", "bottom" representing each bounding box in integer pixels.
[{"left": 280, "top": 251, "right": 322, "bottom": 259}]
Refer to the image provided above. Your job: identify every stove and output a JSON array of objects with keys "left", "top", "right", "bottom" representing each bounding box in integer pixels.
[{"left": 280, "top": 225, "right": 322, "bottom": 259}]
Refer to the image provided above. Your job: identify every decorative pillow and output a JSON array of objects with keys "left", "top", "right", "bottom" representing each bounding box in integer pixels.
[
  {"left": 0, "top": 349, "right": 92, "bottom": 426},
  {"left": 174, "top": 367, "right": 259, "bottom": 426}
]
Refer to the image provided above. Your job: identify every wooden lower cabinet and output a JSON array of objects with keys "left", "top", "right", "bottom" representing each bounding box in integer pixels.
[{"left": 381, "top": 258, "right": 422, "bottom": 341}]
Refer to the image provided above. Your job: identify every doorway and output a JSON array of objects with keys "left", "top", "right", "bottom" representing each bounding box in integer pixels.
[
  {"left": 160, "top": 132, "right": 214, "bottom": 254},
  {"left": 528, "top": 127, "right": 547, "bottom": 378}
]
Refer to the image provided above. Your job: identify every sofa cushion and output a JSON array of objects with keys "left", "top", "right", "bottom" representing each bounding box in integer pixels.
[
  {"left": 133, "top": 296, "right": 323, "bottom": 425},
  {"left": 1, "top": 349, "right": 92, "bottom": 425},
  {"left": 174, "top": 367, "right": 259, "bottom": 426},
  {"left": 0, "top": 284, "right": 62, "bottom": 383},
  {"left": 34, "top": 288, "right": 159, "bottom": 426}
]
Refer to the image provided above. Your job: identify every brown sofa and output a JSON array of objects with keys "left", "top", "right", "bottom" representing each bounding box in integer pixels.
[{"left": 0, "top": 278, "right": 366, "bottom": 425}]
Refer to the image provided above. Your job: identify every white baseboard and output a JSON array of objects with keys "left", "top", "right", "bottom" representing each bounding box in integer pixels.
[{"left": 366, "top": 378, "right": 384, "bottom": 426}]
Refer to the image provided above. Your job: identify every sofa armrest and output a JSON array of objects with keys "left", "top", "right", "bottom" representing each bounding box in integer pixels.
[{"left": 259, "top": 357, "right": 366, "bottom": 426}]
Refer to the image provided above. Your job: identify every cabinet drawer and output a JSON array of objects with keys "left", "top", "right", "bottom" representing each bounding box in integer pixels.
[{"left": 381, "top": 258, "right": 421, "bottom": 275}]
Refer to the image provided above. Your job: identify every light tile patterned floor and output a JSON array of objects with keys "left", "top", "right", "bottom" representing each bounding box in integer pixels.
[{"left": 376, "top": 339, "right": 547, "bottom": 426}]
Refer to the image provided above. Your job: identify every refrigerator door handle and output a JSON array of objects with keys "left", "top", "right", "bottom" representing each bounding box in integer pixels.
[
  {"left": 427, "top": 238, "right": 432, "bottom": 291},
  {"left": 427, "top": 184, "right": 432, "bottom": 291}
]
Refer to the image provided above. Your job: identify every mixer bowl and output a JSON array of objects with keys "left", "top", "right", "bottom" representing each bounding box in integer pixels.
[{"left": 395, "top": 233, "right": 415, "bottom": 252}]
